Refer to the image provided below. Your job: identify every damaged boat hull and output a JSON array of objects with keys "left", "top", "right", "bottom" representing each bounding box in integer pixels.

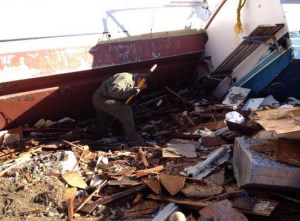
[
  {"left": 0, "top": 30, "right": 208, "bottom": 130},
  {"left": 201, "top": 0, "right": 300, "bottom": 101},
  {"left": 234, "top": 47, "right": 295, "bottom": 98}
]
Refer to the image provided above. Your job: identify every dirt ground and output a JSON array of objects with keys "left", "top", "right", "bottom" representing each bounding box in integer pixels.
[{"left": 0, "top": 176, "right": 66, "bottom": 221}]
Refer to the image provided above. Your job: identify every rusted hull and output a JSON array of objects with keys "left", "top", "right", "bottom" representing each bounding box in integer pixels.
[{"left": 0, "top": 31, "right": 207, "bottom": 130}]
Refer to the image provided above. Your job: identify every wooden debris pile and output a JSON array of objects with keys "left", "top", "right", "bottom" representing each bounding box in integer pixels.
[{"left": 0, "top": 87, "right": 299, "bottom": 221}]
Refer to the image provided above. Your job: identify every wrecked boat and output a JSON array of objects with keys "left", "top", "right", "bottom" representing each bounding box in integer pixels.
[
  {"left": 1, "top": 0, "right": 300, "bottom": 130},
  {"left": 1, "top": 1, "right": 300, "bottom": 220},
  {"left": 197, "top": 0, "right": 300, "bottom": 101},
  {"left": 0, "top": 0, "right": 211, "bottom": 130}
]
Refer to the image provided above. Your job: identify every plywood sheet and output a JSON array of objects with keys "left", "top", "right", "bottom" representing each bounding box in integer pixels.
[
  {"left": 160, "top": 174, "right": 185, "bottom": 196},
  {"left": 253, "top": 107, "right": 300, "bottom": 139},
  {"left": 162, "top": 143, "right": 197, "bottom": 158}
]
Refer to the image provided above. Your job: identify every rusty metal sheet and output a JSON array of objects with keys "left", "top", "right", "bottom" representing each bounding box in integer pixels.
[
  {"left": 276, "top": 138, "right": 300, "bottom": 166},
  {"left": 142, "top": 178, "right": 161, "bottom": 194},
  {"left": 159, "top": 174, "right": 185, "bottom": 196}
]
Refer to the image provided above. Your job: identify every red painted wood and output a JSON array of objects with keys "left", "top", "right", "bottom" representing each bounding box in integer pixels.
[{"left": 0, "top": 32, "right": 207, "bottom": 130}]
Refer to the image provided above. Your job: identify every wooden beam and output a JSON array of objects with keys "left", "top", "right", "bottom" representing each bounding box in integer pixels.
[
  {"left": 136, "top": 166, "right": 164, "bottom": 178},
  {"left": 139, "top": 148, "right": 149, "bottom": 168}
]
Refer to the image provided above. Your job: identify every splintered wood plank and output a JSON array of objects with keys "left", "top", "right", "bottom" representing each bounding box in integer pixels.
[
  {"left": 159, "top": 174, "right": 185, "bottom": 196},
  {"left": 139, "top": 148, "right": 149, "bottom": 168},
  {"left": 64, "top": 188, "right": 77, "bottom": 221},
  {"left": 62, "top": 171, "right": 88, "bottom": 189},
  {"left": 142, "top": 178, "right": 161, "bottom": 194},
  {"left": 136, "top": 166, "right": 164, "bottom": 178},
  {"left": 75, "top": 180, "right": 107, "bottom": 212},
  {"left": 253, "top": 107, "right": 300, "bottom": 138}
]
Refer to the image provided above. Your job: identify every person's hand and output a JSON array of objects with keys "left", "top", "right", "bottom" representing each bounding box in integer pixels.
[{"left": 129, "top": 87, "right": 140, "bottom": 96}]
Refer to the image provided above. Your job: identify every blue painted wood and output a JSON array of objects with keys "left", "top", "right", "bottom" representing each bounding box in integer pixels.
[
  {"left": 234, "top": 47, "right": 294, "bottom": 98},
  {"left": 290, "top": 34, "right": 300, "bottom": 59},
  {"left": 259, "top": 59, "right": 300, "bottom": 100}
]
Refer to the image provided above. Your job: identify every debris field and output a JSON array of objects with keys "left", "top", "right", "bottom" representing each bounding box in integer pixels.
[{"left": 0, "top": 86, "right": 300, "bottom": 221}]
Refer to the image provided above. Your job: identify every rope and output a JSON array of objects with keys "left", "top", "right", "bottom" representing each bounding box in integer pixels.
[{"left": 234, "top": 0, "right": 246, "bottom": 34}]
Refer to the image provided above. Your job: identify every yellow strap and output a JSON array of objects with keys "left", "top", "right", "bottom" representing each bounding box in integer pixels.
[{"left": 234, "top": 0, "right": 246, "bottom": 34}]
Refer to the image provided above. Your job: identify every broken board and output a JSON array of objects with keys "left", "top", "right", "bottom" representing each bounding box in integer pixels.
[
  {"left": 162, "top": 143, "right": 197, "bottom": 158},
  {"left": 253, "top": 107, "right": 300, "bottom": 139}
]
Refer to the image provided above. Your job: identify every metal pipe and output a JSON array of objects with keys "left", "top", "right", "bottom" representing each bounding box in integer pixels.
[{"left": 205, "top": 0, "right": 227, "bottom": 30}]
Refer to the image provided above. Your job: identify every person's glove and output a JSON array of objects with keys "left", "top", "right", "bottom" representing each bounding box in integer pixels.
[{"left": 129, "top": 87, "right": 140, "bottom": 96}]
